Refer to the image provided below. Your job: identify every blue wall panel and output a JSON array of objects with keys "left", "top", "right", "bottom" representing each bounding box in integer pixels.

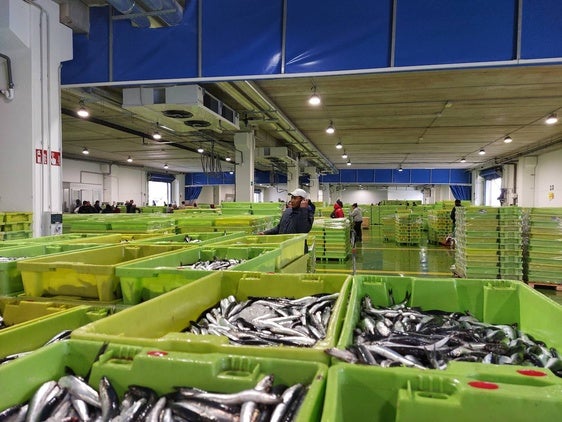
[
  {"left": 393, "top": 169, "right": 410, "bottom": 183},
  {"left": 521, "top": 0, "right": 562, "bottom": 59},
  {"left": 202, "top": 0, "right": 282, "bottom": 76},
  {"left": 223, "top": 172, "right": 235, "bottom": 184},
  {"left": 357, "top": 169, "right": 375, "bottom": 183},
  {"left": 255, "top": 170, "right": 271, "bottom": 184},
  {"left": 340, "top": 169, "right": 357, "bottom": 183},
  {"left": 112, "top": 2, "right": 198, "bottom": 81},
  {"left": 191, "top": 173, "right": 208, "bottom": 185},
  {"left": 62, "top": 7, "right": 110, "bottom": 84},
  {"left": 431, "top": 169, "right": 450, "bottom": 184},
  {"left": 285, "top": 0, "right": 392, "bottom": 73},
  {"left": 411, "top": 169, "right": 431, "bottom": 183},
  {"left": 375, "top": 169, "right": 393, "bottom": 183},
  {"left": 395, "top": 0, "right": 517, "bottom": 66},
  {"left": 320, "top": 173, "right": 340, "bottom": 183},
  {"left": 450, "top": 169, "right": 471, "bottom": 184}
]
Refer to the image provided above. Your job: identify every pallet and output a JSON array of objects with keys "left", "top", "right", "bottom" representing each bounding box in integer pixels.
[{"left": 527, "top": 282, "right": 562, "bottom": 291}]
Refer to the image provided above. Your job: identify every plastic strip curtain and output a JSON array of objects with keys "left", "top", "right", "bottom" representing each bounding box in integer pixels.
[
  {"left": 185, "top": 186, "right": 202, "bottom": 201},
  {"left": 450, "top": 185, "right": 471, "bottom": 200}
]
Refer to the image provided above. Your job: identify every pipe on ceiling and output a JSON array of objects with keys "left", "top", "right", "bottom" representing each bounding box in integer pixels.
[
  {"left": 105, "top": 0, "right": 151, "bottom": 28},
  {"left": 0, "top": 53, "right": 15, "bottom": 100},
  {"left": 140, "top": 0, "right": 184, "bottom": 26}
]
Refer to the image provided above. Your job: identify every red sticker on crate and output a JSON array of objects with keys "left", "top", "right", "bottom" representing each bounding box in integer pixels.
[
  {"left": 147, "top": 350, "right": 168, "bottom": 357},
  {"left": 516, "top": 369, "right": 547, "bottom": 377},
  {"left": 468, "top": 381, "right": 499, "bottom": 390}
]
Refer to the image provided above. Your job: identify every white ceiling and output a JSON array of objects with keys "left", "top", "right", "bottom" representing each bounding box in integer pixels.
[{"left": 61, "top": 64, "right": 562, "bottom": 176}]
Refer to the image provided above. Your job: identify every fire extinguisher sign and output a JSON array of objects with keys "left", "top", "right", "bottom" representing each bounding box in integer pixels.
[{"left": 35, "top": 149, "right": 61, "bottom": 166}]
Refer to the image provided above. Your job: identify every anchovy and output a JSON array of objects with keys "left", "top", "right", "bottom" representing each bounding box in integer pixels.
[
  {"left": 270, "top": 384, "right": 304, "bottom": 422},
  {"left": 57, "top": 375, "right": 100, "bottom": 408},
  {"left": 25, "top": 380, "right": 59, "bottom": 422},
  {"left": 170, "top": 400, "right": 238, "bottom": 422},
  {"left": 99, "top": 376, "right": 119, "bottom": 421},
  {"left": 176, "top": 387, "right": 282, "bottom": 405}
]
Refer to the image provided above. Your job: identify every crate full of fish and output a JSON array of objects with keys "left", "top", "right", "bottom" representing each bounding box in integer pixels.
[
  {"left": 0, "top": 302, "right": 109, "bottom": 367},
  {"left": 133, "top": 231, "right": 245, "bottom": 247},
  {"left": 17, "top": 244, "right": 189, "bottom": 301},
  {"left": 72, "top": 271, "right": 352, "bottom": 363},
  {"left": 114, "top": 245, "right": 283, "bottom": 305},
  {"left": 0, "top": 340, "right": 327, "bottom": 422},
  {"left": 321, "top": 362, "right": 562, "bottom": 422},
  {"left": 0, "top": 243, "right": 103, "bottom": 295},
  {"left": 329, "top": 275, "right": 562, "bottom": 380},
  {"left": 209, "top": 234, "right": 308, "bottom": 268},
  {"left": 62, "top": 232, "right": 164, "bottom": 245}
]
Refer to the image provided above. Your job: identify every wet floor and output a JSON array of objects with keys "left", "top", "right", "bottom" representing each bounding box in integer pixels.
[{"left": 314, "top": 226, "right": 562, "bottom": 306}]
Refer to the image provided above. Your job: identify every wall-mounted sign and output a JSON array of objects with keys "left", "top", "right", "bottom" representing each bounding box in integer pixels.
[{"left": 35, "top": 149, "right": 61, "bottom": 166}]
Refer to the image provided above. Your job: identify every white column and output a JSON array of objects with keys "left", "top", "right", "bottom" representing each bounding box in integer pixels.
[
  {"left": 286, "top": 157, "right": 299, "bottom": 196},
  {"left": 234, "top": 131, "right": 255, "bottom": 202},
  {"left": 305, "top": 166, "right": 319, "bottom": 202},
  {"left": 473, "top": 172, "right": 485, "bottom": 206},
  {"left": 517, "top": 156, "right": 536, "bottom": 208},
  {"left": 0, "top": 0, "right": 72, "bottom": 235},
  {"left": 501, "top": 164, "right": 516, "bottom": 206}
]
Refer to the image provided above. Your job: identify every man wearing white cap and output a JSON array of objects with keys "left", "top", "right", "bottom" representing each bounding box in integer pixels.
[{"left": 261, "top": 188, "right": 314, "bottom": 235}]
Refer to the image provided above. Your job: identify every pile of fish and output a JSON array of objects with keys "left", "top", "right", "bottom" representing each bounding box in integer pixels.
[
  {"left": 0, "top": 329, "right": 71, "bottom": 365},
  {"left": 326, "top": 292, "right": 562, "bottom": 376},
  {"left": 0, "top": 373, "right": 308, "bottom": 422},
  {"left": 183, "top": 235, "right": 202, "bottom": 243},
  {"left": 184, "top": 293, "right": 339, "bottom": 347},
  {"left": 0, "top": 256, "right": 26, "bottom": 263},
  {"left": 178, "top": 258, "right": 245, "bottom": 271}
]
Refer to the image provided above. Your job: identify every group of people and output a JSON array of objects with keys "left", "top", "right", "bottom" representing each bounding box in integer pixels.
[
  {"left": 72, "top": 199, "right": 140, "bottom": 214},
  {"left": 331, "top": 199, "right": 363, "bottom": 243}
]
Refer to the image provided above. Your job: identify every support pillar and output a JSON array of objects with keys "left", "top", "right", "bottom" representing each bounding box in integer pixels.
[
  {"left": 286, "top": 157, "right": 299, "bottom": 196},
  {"left": 234, "top": 131, "right": 255, "bottom": 202},
  {"left": 0, "top": 0, "right": 72, "bottom": 235},
  {"left": 305, "top": 166, "right": 319, "bottom": 202},
  {"left": 517, "top": 156, "right": 536, "bottom": 207}
]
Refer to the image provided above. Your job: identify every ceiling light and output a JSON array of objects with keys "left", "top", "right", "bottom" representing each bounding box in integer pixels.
[
  {"left": 503, "top": 136, "right": 513, "bottom": 144},
  {"left": 478, "top": 149, "right": 486, "bottom": 155},
  {"left": 341, "top": 151, "right": 348, "bottom": 159},
  {"left": 127, "top": 156, "right": 133, "bottom": 163},
  {"left": 346, "top": 160, "right": 351, "bottom": 166},
  {"left": 197, "top": 147, "right": 204, "bottom": 153},
  {"left": 82, "top": 147, "right": 89, "bottom": 155},
  {"left": 152, "top": 130, "right": 162, "bottom": 140},
  {"left": 460, "top": 157, "right": 466, "bottom": 163},
  {"left": 308, "top": 86, "right": 321, "bottom": 106},
  {"left": 398, "top": 166, "right": 403, "bottom": 172},
  {"left": 229, "top": 171, "right": 234, "bottom": 175},
  {"left": 326, "top": 121, "right": 335, "bottom": 134},
  {"left": 164, "top": 163, "right": 169, "bottom": 169},
  {"left": 225, "top": 156, "right": 232, "bottom": 162},
  {"left": 546, "top": 113, "right": 558, "bottom": 125},
  {"left": 77, "top": 100, "right": 89, "bottom": 118},
  {"left": 335, "top": 141, "right": 343, "bottom": 150}
]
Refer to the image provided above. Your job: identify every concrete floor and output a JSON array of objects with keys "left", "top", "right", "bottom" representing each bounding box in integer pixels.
[{"left": 314, "top": 226, "right": 562, "bottom": 306}]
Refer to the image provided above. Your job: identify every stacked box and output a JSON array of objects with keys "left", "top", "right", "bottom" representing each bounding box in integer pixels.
[
  {"left": 527, "top": 207, "right": 562, "bottom": 284},
  {"left": 427, "top": 208, "right": 453, "bottom": 244},
  {"left": 394, "top": 213, "right": 421, "bottom": 245},
  {"left": 220, "top": 201, "right": 252, "bottom": 215},
  {"left": 313, "top": 218, "right": 351, "bottom": 261},
  {"left": 498, "top": 207, "right": 524, "bottom": 281},
  {"left": 0, "top": 211, "right": 33, "bottom": 241},
  {"left": 455, "top": 207, "right": 500, "bottom": 278}
]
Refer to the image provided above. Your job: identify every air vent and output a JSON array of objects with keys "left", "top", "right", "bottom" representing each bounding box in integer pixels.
[
  {"left": 185, "top": 120, "right": 212, "bottom": 128},
  {"left": 162, "top": 109, "right": 193, "bottom": 119}
]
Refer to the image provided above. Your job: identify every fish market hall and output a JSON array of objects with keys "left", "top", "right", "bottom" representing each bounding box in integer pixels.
[{"left": 2, "top": 1, "right": 562, "bottom": 420}]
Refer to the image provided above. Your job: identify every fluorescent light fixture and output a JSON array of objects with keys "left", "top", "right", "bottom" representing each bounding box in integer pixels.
[
  {"left": 127, "top": 156, "right": 133, "bottom": 163},
  {"left": 82, "top": 147, "right": 89, "bottom": 155},
  {"left": 335, "top": 141, "right": 343, "bottom": 150},
  {"left": 326, "top": 121, "right": 335, "bottom": 134},
  {"left": 460, "top": 157, "right": 466, "bottom": 163},
  {"left": 503, "top": 136, "right": 513, "bottom": 144},
  {"left": 164, "top": 163, "right": 169, "bottom": 169},
  {"left": 546, "top": 113, "right": 558, "bottom": 125},
  {"left": 197, "top": 147, "right": 204, "bottom": 153},
  {"left": 478, "top": 149, "right": 486, "bottom": 155}
]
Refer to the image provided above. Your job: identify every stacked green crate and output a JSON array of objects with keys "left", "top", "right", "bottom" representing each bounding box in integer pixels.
[
  {"left": 0, "top": 212, "right": 33, "bottom": 241},
  {"left": 427, "top": 209, "right": 452, "bottom": 244},
  {"left": 220, "top": 201, "right": 252, "bottom": 215},
  {"left": 394, "top": 213, "right": 421, "bottom": 245},
  {"left": 370, "top": 205, "right": 380, "bottom": 225},
  {"left": 527, "top": 208, "right": 562, "bottom": 284},
  {"left": 455, "top": 207, "right": 500, "bottom": 278},
  {"left": 381, "top": 215, "right": 395, "bottom": 241},
  {"left": 251, "top": 202, "right": 283, "bottom": 215},
  {"left": 176, "top": 214, "right": 218, "bottom": 233},
  {"left": 498, "top": 207, "right": 524, "bottom": 281},
  {"left": 314, "top": 218, "right": 351, "bottom": 261}
]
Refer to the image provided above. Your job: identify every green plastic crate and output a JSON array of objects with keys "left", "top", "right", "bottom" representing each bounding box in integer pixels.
[
  {"left": 322, "top": 363, "right": 562, "bottom": 422},
  {"left": 3, "top": 212, "right": 32, "bottom": 223},
  {"left": 1, "top": 233, "right": 106, "bottom": 246},
  {"left": 133, "top": 231, "right": 245, "bottom": 247},
  {"left": 17, "top": 244, "right": 188, "bottom": 301},
  {"left": 115, "top": 245, "right": 281, "bottom": 305},
  {"left": 0, "top": 243, "right": 102, "bottom": 295},
  {"left": 0, "top": 340, "right": 327, "bottom": 422},
  {"left": 72, "top": 271, "right": 352, "bottom": 363},
  {"left": 210, "top": 234, "right": 307, "bottom": 268},
  {"left": 62, "top": 233, "right": 165, "bottom": 245},
  {"left": 336, "top": 275, "right": 562, "bottom": 374},
  {"left": 0, "top": 303, "right": 108, "bottom": 363}
]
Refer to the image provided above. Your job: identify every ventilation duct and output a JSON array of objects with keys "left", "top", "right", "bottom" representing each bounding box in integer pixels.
[
  {"left": 122, "top": 85, "right": 239, "bottom": 133},
  {"left": 105, "top": 0, "right": 184, "bottom": 27},
  {"left": 255, "top": 147, "right": 298, "bottom": 167}
]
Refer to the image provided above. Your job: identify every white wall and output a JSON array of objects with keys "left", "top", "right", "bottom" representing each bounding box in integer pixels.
[
  {"left": 387, "top": 186, "right": 423, "bottom": 202},
  {"left": 534, "top": 147, "right": 562, "bottom": 207}
]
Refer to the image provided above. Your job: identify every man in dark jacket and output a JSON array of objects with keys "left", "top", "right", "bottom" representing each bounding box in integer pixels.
[{"left": 262, "top": 189, "right": 314, "bottom": 235}]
